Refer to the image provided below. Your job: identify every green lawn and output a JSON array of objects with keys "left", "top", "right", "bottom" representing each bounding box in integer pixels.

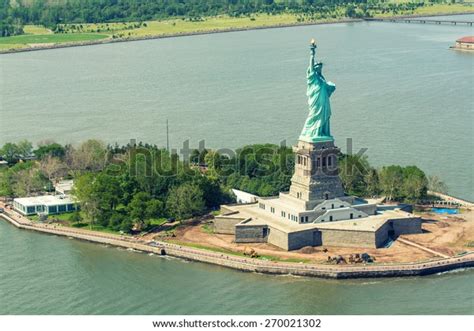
[
  {"left": 28, "top": 212, "right": 124, "bottom": 235},
  {"left": 201, "top": 224, "right": 214, "bottom": 234},
  {"left": 29, "top": 212, "right": 80, "bottom": 222},
  {"left": 148, "top": 218, "right": 168, "bottom": 227},
  {"left": 0, "top": 33, "right": 108, "bottom": 45},
  {"left": 375, "top": 3, "right": 473, "bottom": 17},
  {"left": 414, "top": 4, "right": 473, "bottom": 15},
  {"left": 23, "top": 25, "right": 52, "bottom": 35},
  {"left": 70, "top": 222, "right": 123, "bottom": 235}
]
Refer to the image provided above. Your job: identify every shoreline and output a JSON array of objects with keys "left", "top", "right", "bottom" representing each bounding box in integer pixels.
[
  {"left": 0, "top": 18, "right": 362, "bottom": 55},
  {"left": 1, "top": 11, "right": 473, "bottom": 55},
  {"left": 1, "top": 211, "right": 472, "bottom": 279}
]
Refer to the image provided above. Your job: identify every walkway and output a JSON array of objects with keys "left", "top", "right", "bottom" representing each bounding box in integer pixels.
[
  {"left": 427, "top": 191, "right": 474, "bottom": 209},
  {"left": 365, "top": 18, "right": 474, "bottom": 26},
  {"left": 397, "top": 237, "right": 450, "bottom": 259}
]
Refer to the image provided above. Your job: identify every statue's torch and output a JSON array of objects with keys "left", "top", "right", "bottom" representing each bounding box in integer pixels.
[{"left": 310, "top": 38, "right": 317, "bottom": 55}]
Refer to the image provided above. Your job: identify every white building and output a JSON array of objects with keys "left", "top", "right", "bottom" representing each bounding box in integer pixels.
[
  {"left": 232, "top": 189, "right": 259, "bottom": 204},
  {"left": 54, "top": 179, "right": 74, "bottom": 195},
  {"left": 13, "top": 195, "right": 77, "bottom": 216}
]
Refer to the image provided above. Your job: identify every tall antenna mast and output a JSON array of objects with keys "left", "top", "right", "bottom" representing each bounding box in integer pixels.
[{"left": 166, "top": 119, "right": 170, "bottom": 152}]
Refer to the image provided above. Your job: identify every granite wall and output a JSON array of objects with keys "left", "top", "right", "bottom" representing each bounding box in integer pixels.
[{"left": 235, "top": 223, "right": 268, "bottom": 243}]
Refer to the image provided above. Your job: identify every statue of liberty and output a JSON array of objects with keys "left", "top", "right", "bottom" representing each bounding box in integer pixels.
[{"left": 299, "top": 39, "right": 335, "bottom": 143}]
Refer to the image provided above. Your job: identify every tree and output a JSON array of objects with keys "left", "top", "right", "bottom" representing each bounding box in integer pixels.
[
  {"left": 338, "top": 154, "right": 370, "bottom": 196},
  {"left": 120, "top": 218, "right": 134, "bottom": 233},
  {"left": 34, "top": 142, "right": 66, "bottom": 159},
  {"left": 364, "top": 168, "right": 379, "bottom": 197},
  {"left": 70, "top": 211, "right": 83, "bottom": 223},
  {"left": 128, "top": 192, "right": 151, "bottom": 226},
  {"left": 16, "top": 140, "right": 33, "bottom": 157},
  {"left": 204, "top": 150, "right": 222, "bottom": 170},
  {"left": 402, "top": 166, "right": 428, "bottom": 202},
  {"left": 0, "top": 1, "right": 24, "bottom": 37},
  {"left": 67, "top": 139, "right": 107, "bottom": 174},
  {"left": 345, "top": 4, "right": 357, "bottom": 17},
  {"left": 0, "top": 168, "right": 14, "bottom": 199},
  {"left": 11, "top": 167, "right": 44, "bottom": 197},
  {"left": 0, "top": 142, "right": 20, "bottom": 163},
  {"left": 190, "top": 148, "right": 208, "bottom": 164},
  {"left": 39, "top": 155, "right": 65, "bottom": 183},
  {"left": 146, "top": 199, "right": 164, "bottom": 219},
  {"left": 73, "top": 173, "right": 100, "bottom": 223},
  {"left": 427, "top": 175, "right": 448, "bottom": 194},
  {"left": 379, "top": 165, "right": 404, "bottom": 201},
  {"left": 166, "top": 183, "right": 205, "bottom": 220}
]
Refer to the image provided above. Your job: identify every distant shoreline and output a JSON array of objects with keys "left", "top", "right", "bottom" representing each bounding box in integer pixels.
[
  {"left": 0, "top": 18, "right": 362, "bottom": 55},
  {"left": 1, "top": 11, "right": 473, "bottom": 55}
]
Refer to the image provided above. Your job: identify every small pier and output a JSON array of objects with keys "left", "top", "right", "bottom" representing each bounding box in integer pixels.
[{"left": 365, "top": 18, "right": 473, "bottom": 26}]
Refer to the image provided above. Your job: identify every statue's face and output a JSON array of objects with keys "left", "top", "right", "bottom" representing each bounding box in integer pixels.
[{"left": 315, "top": 62, "right": 323, "bottom": 73}]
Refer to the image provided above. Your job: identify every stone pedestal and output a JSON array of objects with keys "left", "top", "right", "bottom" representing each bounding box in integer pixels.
[{"left": 288, "top": 139, "right": 345, "bottom": 209}]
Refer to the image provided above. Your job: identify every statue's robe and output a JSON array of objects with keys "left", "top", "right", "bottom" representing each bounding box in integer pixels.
[{"left": 299, "top": 64, "right": 335, "bottom": 142}]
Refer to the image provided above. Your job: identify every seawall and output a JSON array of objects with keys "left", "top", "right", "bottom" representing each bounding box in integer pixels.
[
  {"left": 428, "top": 191, "right": 474, "bottom": 208},
  {"left": 1, "top": 212, "right": 472, "bottom": 279}
]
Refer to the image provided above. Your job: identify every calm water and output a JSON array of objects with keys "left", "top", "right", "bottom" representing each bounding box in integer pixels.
[
  {"left": 0, "top": 17, "right": 474, "bottom": 315},
  {"left": 0, "top": 220, "right": 473, "bottom": 315},
  {"left": 0, "top": 16, "right": 473, "bottom": 200}
]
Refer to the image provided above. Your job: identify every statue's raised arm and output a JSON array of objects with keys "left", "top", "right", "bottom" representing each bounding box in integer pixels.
[
  {"left": 299, "top": 40, "right": 336, "bottom": 143},
  {"left": 309, "top": 39, "right": 316, "bottom": 71}
]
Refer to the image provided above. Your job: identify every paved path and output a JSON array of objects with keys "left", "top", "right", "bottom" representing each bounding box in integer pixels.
[
  {"left": 397, "top": 237, "right": 450, "bottom": 259},
  {"left": 428, "top": 191, "right": 474, "bottom": 209}
]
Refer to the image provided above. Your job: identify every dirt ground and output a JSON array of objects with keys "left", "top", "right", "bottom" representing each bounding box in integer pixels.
[
  {"left": 157, "top": 209, "right": 473, "bottom": 264},
  {"left": 403, "top": 209, "right": 473, "bottom": 257}
]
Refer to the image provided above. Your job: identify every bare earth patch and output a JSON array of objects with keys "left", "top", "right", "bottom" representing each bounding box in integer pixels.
[{"left": 402, "top": 210, "right": 473, "bottom": 257}]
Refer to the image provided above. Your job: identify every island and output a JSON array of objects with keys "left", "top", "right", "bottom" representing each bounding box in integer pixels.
[{"left": 0, "top": 41, "right": 472, "bottom": 278}]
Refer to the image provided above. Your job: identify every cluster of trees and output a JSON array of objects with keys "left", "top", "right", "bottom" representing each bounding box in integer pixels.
[
  {"left": 0, "top": 139, "right": 445, "bottom": 233},
  {"left": 1, "top": 0, "right": 451, "bottom": 36},
  {"left": 191, "top": 144, "right": 441, "bottom": 203},
  {"left": 190, "top": 144, "right": 294, "bottom": 197},
  {"left": 53, "top": 22, "right": 147, "bottom": 34},
  {"left": 0, "top": 139, "right": 105, "bottom": 198},
  {"left": 338, "top": 155, "right": 434, "bottom": 202},
  {"left": 71, "top": 142, "right": 230, "bottom": 233},
  {"left": 1, "top": 0, "right": 24, "bottom": 37}
]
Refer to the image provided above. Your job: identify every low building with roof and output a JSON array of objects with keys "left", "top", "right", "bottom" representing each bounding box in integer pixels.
[
  {"left": 452, "top": 36, "right": 474, "bottom": 51},
  {"left": 13, "top": 195, "right": 77, "bottom": 216}
]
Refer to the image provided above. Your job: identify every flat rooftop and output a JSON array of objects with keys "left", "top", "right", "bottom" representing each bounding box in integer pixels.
[
  {"left": 14, "top": 195, "right": 75, "bottom": 206},
  {"left": 315, "top": 210, "right": 416, "bottom": 232},
  {"left": 231, "top": 203, "right": 318, "bottom": 233},
  {"left": 224, "top": 204, "right": 415, "bottom": 233},
  {"left": 55, "top": 179, "right": 74, "bottom": 192}
]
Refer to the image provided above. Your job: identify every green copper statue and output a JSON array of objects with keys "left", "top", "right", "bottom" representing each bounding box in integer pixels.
[{"left": 299, "top": 39, "right": 335, "bottom": 143}]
